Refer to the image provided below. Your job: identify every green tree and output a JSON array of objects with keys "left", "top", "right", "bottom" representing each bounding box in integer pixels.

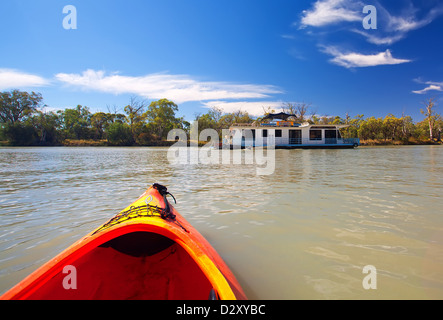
[
  {"left": 413, "top": 120, "right": 430, "bottom": 140},
  {"left": 382, "top": 114, "right": 403, "bottom": 141},
  {"left": 319, "top": 115, "right": 335, "bottom": 124},
  {"left": 358, "top": 117, "right": 383, "bottom": 140},
  {"left": 110, "top": 113, "right": 127, "bottom": 124},
  {"left": 0, "top": 90, "right": 44, "bottom": 145},
  {"left": 196, "top": 108, "right": 254, "bottom": 138},
  {"left": 400, "top": 115, "right": 414, "bottom": 142},
  {"left": 339, "top": 114, "right": 364, "bottom": 139},
  {"left": 436, "top": 118, "right": 443, "bottom": 142},
  {"left": 0, "top": 124, "right": 5, "bottom": 141},
  {"left": 106, "top": 122, "right": 134, "bottom": 146},
  {"left": 91, "top": 112, "right": 112, "bottom": 140},
  {"left": 2, "top": 122, "right": 38, "bottom": 145},
  {"left": 0, "top": 90, "right": 43, "bottom": 125},
  {"left": 217, "top": 110, "right": 254, "bottom": 128},
  {"left": 195, "top": 110, "right": 219, "bottom": 133},
  {"left": 124, "top": 97, "right": 147, "bottom": 141},
  {"left": 30, "top": 110, "right": 62, "bottom": 145},
  {"left": 58, "top": 105, "right": 92, "bottom": 140},
  {"left": 144, "top": 99, "right": 183, "bottom": 140},
  {"left": 309, "top": 114, "right": 320, "bottom": 124},
  {"left": 332, "top": 116, "right": 345, "bottom": 125},
  {"left": 231, "top": 110, "right": 254, "bottom": 124}
]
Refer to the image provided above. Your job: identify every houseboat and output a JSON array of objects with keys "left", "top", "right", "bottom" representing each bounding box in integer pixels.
[{"left": 225, "top": 113, "right": 360, "bottom": 149}]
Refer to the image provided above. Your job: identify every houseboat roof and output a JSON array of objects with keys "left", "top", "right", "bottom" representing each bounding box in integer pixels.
[
  {"left": 230, "top": 122, "right": 350, "bottom": 129},
  {"left": 262, "top": 112, "right": 297, "bottom": 121}
]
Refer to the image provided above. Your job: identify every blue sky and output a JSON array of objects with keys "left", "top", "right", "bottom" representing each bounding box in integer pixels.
[{"left": 1, "top": 0, "right": 442, "bottom": 122}]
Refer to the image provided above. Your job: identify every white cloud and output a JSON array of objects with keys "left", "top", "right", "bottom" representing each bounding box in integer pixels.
[
  {"left": 355, "top": 3, "right": 443, "bottom": 45},
  {"left": 201, "top": 101, "right": 284, "bottom": 117},
  {"left": 351, "top": 29, "right": 405, "bottom": 45},
  {"left": 388, "top": 15, "right": 423, "bottom": 32},
  {"left": 301, "top": 0, "right": 363, "bottom": 27},
  {"left": 300, "top": 1, "right": 443, "bottom": 46},
  {"left": 387, "top": 10, "right": 439, "bottom": 33},
  {"left": 55, "top": 70, "right": 282, "bottom": 104},
  {"left": 321, "top": 46, "right": 411, "bottom": 68},
  {"left": 412, "top": 82, "right": 443, "bottom": 94},
  {"left": 0, "top": 69, "right": 49, "bottom": 90}
]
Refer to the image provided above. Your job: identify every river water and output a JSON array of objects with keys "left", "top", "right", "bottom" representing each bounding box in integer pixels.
[{"left": 0, "top": 146, "right": 442, "bottom": 299}]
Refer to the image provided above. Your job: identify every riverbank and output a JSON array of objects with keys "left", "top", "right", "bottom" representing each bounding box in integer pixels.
[
  {"left": 0, "top": 139, "right": 212, "bottom": 147},
  {"left": 359, "top": 138, "right": 442, "bottom": 146},
  {"left": 1, "top": 138, "right": 441, "bottom": 147},
  {"left": 0, "top": 139, "right": 178, "bottom": 147}
]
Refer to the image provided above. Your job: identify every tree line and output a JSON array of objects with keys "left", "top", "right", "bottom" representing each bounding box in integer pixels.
[
  {"left": 262, "top": 101, "right": 442, "bottom": 144},
  {"left": 0, "top": 90, "right": 441, "bottom": 146},
  {"left": 0, "top": 90, "right": 254, "bottom": 146},
  {"left": 0, "top": 90, "right": 188, "bottom": 146}
]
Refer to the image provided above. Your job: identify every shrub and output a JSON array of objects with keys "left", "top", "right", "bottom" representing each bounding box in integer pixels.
[{"left": 106, "top": 122, "right": 134, "bottom": 146}]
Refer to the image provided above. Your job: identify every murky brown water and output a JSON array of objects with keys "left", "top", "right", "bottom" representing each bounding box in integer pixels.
[{"left": 0, "top": 146, "right": 442, "bottom": 299}]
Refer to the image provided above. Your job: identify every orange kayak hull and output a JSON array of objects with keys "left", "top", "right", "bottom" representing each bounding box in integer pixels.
[{"left": 1, "top": 185, "right": 247, "bottom": 300}]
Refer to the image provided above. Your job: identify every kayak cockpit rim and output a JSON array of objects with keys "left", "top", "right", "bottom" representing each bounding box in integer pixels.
[{"left": 2, "top": 222, "right": 236, "bottom": 300}]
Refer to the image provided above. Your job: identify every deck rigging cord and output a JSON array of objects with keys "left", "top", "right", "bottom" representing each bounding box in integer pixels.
[{"left": 93, "top": 184, "right": 188, "bottom": 235}]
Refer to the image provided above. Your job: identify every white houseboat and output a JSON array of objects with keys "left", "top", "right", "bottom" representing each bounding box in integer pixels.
[{"left": 225, "top": 113, "right": 360, "bottom": 149}]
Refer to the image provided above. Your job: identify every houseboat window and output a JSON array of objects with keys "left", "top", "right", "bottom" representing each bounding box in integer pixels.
[
  {"left": 275, "top": 130, "right": 282, "bottom": 138},
  {"left": 325, "top": 130, "right": 337, "bottom": 139},
  {"left": 263, "top": 129, "right": 268, "bottom": 138},
  {"left": 310, "top": 130, "right": 322, "bottom": 140},
  {"left": 242, "top": 129, "right": 254, "bottom": 139}
]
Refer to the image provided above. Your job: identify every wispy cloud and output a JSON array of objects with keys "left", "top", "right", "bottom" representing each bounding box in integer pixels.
[
  {"left": 300, "top": 0, "right": 363, "bottom": 28},
  {"left": 412, "top": 80, "right": 443, "bottom": 94},
  {"left": 387, "top": 8, "right": 442, "bottom": 32},
  {"left": 321, "top": 46, "right": 411, "bottom": 68},
  {"left": 0, "top": 69, "right": 50, "bottom": 90},
  {"left": 55, "top": 70, "right": 282, "bottom": 104},
  {"left": 299, "top": 0, "right": 443, "bottom": 46},
  {"left": 355, "top": 2, "right": 443, "bottom": 45},
  {"left": 351, "top": 29, "right": 405, "bottom": 45},
  {"left": 201, "top": 101, "right": 284, "bottom": 117}
]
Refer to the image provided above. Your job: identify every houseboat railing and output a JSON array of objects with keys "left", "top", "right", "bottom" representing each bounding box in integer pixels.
[
  {"left": 342, "top": 138, "right": 360, "bottom": 145},
  {"left": 289, "top": 138, "right": 302, "bottom": 145},
  {"left": 288, "top": 138, "right": 360, "bottom": 145}
]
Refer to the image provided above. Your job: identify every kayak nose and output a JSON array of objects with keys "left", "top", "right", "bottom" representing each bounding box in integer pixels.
[
  {"left": 151, "top": 183, "right": 176, "bottom": 203},
  {"left": 151, "top": 183, "right": 177, "bottom": 219}
]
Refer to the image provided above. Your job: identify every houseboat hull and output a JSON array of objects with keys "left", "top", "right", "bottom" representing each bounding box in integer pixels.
[
  {"left": 222, "top": 143, "right": 359, "bottom": 150},
  {"left": 275, "top": 143, "right": 358, "bottom": 149}
]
